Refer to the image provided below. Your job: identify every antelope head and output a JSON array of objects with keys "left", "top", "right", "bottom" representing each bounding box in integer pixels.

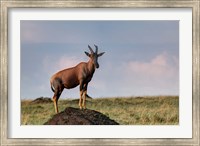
[{"left": 85, "top": 45, "right": 105, "bottom": 69}]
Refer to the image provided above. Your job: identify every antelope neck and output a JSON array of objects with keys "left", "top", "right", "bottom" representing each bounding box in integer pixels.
[{"left": 87, "top": 59, "right": 95, "bottom": 74}]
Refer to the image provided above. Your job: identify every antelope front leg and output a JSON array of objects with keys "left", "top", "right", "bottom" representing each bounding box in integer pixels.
[
  {"left": 82, "top": 83, "right": 88, "bottom": 109},
  {"left": 79, "top": 82, "right": 84, "bottom": 109},
  {"left": 79, "top": 91, "right": 84, "bottom": 109}
]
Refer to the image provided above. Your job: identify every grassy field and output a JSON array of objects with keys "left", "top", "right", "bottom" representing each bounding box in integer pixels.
[{"left": 21, "top": 96, "right": 179, "bottom": 125}]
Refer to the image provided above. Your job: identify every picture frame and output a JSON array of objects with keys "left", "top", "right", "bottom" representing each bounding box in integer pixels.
[{"left": 0, "top": 0, "right": 199, "bottom": 145}]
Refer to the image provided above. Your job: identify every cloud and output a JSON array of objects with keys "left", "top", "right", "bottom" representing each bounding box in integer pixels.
[
  {"left": 126, "top": 52, "right": 178, "bottom": 79},
  {"left": 55, "top": 56, "right": 81, "bottom": 70},
  {"left": 43, "top": 55, "right": 83, "bottom": 76},
  {"left": 114, "top": 51, "right": 179, "bottom": 95}
]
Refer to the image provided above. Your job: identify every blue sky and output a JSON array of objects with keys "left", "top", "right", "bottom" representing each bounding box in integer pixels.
[{"left": 21, "top": 20, "right": 179, "bottom": 99}]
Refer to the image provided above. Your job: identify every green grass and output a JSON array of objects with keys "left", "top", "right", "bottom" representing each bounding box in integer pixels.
[{"left": 21, "top": 96, "right": 179, "bottom": 125}]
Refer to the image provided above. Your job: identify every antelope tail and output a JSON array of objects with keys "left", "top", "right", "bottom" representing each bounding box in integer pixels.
[{"left": 51, "top": 83, "right": 55, "bottom": 92}]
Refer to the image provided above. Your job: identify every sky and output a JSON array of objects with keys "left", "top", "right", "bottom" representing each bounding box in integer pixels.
[{"left": 20, "top": 20, "right": 179, "bottom": 99}]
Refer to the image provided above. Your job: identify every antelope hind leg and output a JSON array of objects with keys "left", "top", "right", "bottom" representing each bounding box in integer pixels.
[
  {"left": 52, "top": 90, "right": 62, "bottom": 114},
  {"left": 53, "top": 96, "right": 59, "bottom": 114}
]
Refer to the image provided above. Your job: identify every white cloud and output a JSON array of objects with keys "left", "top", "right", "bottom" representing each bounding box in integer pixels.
[
  {"left": 126, "top": 52, "right": 178, "bottom": 79},
  {"left": 56, "top": 56, "right": 81, "bottom": 70},
  {"left": 43, "top": 55, "right": 83, "bottom": 76},
  {"left": 114, "top": 52, "right": 179, "bottom": 95}
]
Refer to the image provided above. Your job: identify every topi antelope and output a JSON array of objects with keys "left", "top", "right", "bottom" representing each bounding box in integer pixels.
[{"left": 50, "top": 45, "right": 105, "bottom": 113}]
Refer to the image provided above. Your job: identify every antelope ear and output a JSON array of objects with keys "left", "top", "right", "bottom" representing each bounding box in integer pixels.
[
  {"left": 85, "top": 51, "right": 90, "bottom": 57},
  {"left": 98, "top": 52, "right": 105, "bottom": 57}
]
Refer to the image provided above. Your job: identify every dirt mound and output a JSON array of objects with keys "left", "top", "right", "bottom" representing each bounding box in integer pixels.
[
  {"left": 44, "top": 107, "right": 119, "bottom": 125},
  {"left": 31, "top": 97, "right": 52, "bottom": 104}
]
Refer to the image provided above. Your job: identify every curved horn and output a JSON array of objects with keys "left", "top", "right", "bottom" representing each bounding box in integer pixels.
[
  {"left": 94, "top": 44, "right": 98, "bottom": 54},
  {"left": 88, "top": 45, "right": 94, "bottom": 54}
]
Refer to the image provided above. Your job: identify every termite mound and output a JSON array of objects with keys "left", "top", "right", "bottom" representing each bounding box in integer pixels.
[{"left": 44, "top": 107, "right": 119, "bottom": 125}]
